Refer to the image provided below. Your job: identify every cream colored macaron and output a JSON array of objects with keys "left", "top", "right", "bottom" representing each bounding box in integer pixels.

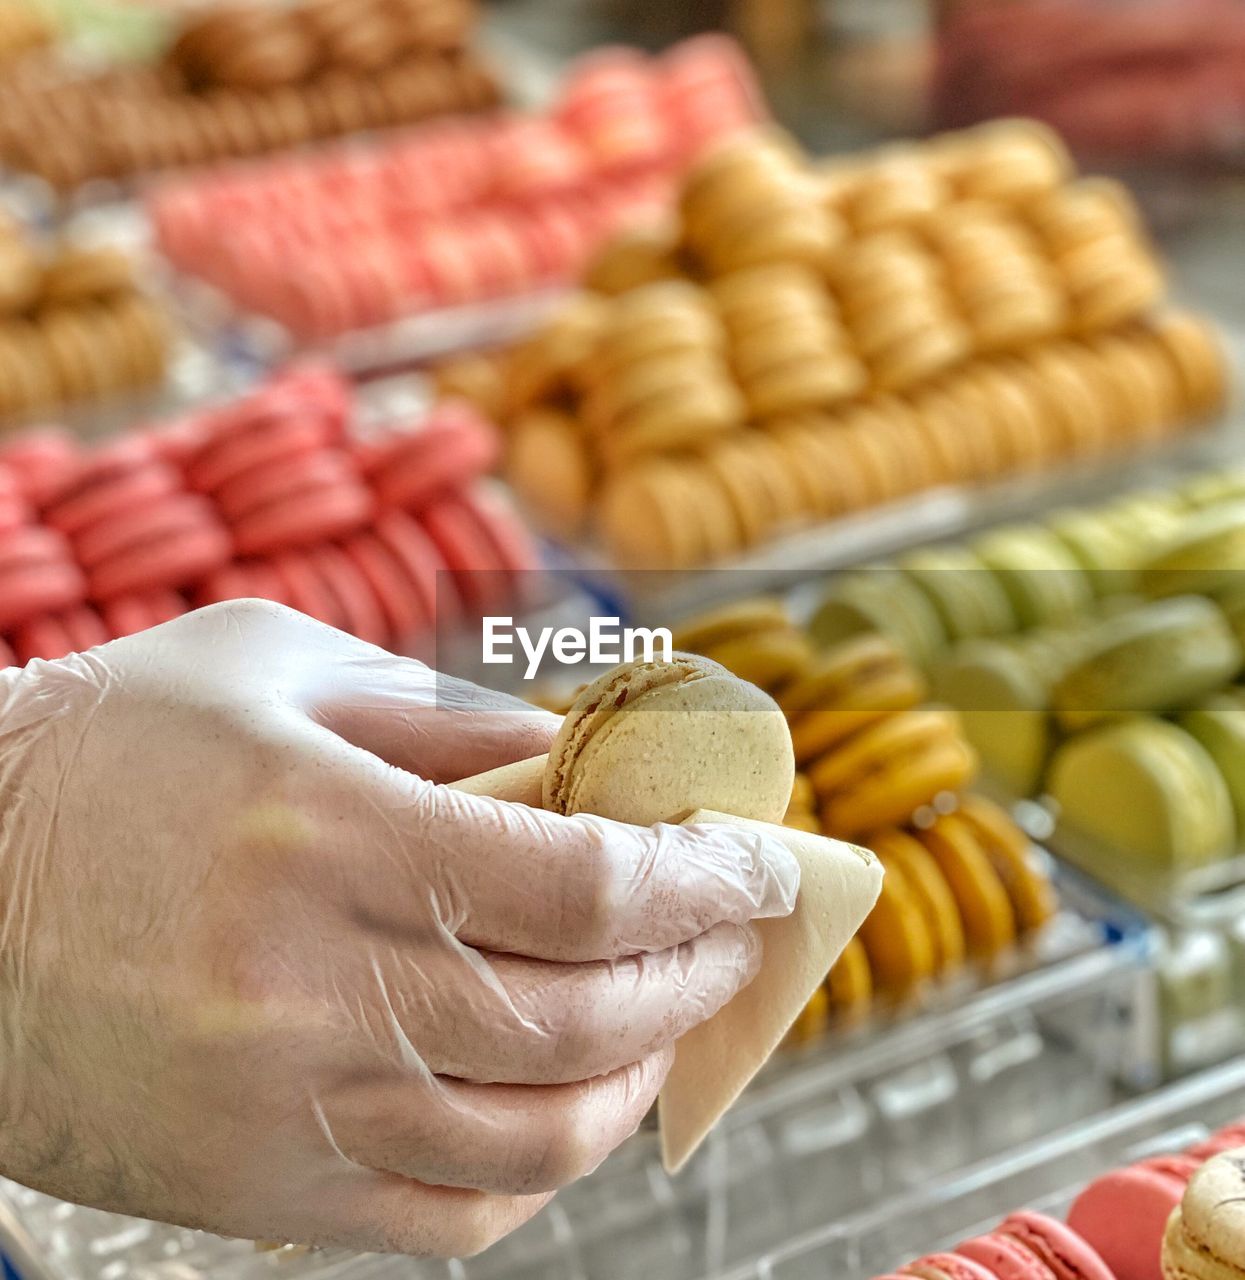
[{"left": 544, "top": 653, "right": 796, "bottom": 826}]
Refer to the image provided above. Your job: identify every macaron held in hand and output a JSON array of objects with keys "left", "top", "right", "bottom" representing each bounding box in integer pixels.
[{"left": 452, "top": 652, "right": 882, "bottom": 1172}]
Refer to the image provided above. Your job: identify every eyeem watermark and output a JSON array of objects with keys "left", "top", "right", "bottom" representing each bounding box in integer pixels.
[{"left": 483, "top": 617, "right": 673, "bottom": 680}]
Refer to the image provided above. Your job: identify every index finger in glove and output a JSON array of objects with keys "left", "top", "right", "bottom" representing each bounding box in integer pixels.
[{"left": 339, "top": 778, "right": 801, "bottom": 964}]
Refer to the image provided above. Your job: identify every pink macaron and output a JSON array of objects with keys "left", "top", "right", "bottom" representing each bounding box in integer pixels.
[
  {"left": 308, "top": 543, "right": 390, "bottom": 647},
  {"left": 194, "top": 560, "right": 292, "bottom": 610},
  {"left": 1188, "top": 1123, "right": 1245, "bottom": 1161},
  {"left": 230, "top": 479, "right": 374, "bottom": 557},
  {"left": 0, "top": 428, "right": 81, "bottom": 506},
  {"left": 1067, "top": 1155, "right": 1198, "bottom": 1280},
  {"left": 0, "top": 526, "right": 88, "bottom": 631},
  {"left": 957, "top": 1229, "right": 1059, "bottom": 1280},
  {"left": 996, "top": 1213, "right": 1115, "bottom": 1280},
  {"left": 341, "top": 531, "right": 431, "bottom": 647},
  {"left": 418, "top": 493, "right": 513, "bottom": 618},
  {"left": 363, "top": 406, "right": 500, "bottom": 513},
  {"left": 44, "top": 460, "right": 184, "bottom": 537},
  {"left": 12, "top": 613, "right": 76, "bottom": 664},
  {"left": 899, "top": 1253, "right": 1000, "bottom": 1280},
  {"left": 87, "top": 521, "right": 233, "bottom": 602},
  {"left": 187, "top": 413, "right": 338, "bottom": 495},
  {"left": 213, "top": 449, "right": 362, "bottom": 524},
  {"left": 372, "top": 508, "right": 452, "bottom": 631},
  {"left": 270, "top": 550, "right": 346, "bottom": 631},
  {"left": 103, "top": 590, "right": 190, "bottom": 640},
  {"left": 73, "top": 494, "right": 226, "bottom": 570}
]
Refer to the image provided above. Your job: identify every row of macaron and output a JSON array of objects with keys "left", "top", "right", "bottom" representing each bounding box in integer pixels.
[
  {"left": 867, "top": 1129, "right": 1245, "bottom": 1280},
  {"left": 549, "top": 312, "right": 1218, "bottom": 569},
  {"left": 148, "top": 37, "right": 765, "bottom": 337},
  {"left": 0, "top": 45, "right": 500, "bottom": 194},
  {"left": 811, "top": 480, "right": 1245, "bottom": 869},
  {"left": 165, "top": 0, "right": 478, "bottom": 92},
  {"left": 0, "top": 482, "right": 528, "bottom": 669},
  {"left": 0, "top": 365, "right": 536, "bottom": 655},
  {"left": 500, "top": 123, "right": 1179, "bottom": 435},
  {"left": 809, "top": 465, "right": 1245, "bottom": 671}
]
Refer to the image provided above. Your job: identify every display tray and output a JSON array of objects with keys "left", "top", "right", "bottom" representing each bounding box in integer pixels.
[
  {"left": 722, "top": 1056, "right": 1245, "bottom": 1280},
  {"left": 0, "top": 868, "right": 1158, "bottom": 1280}
]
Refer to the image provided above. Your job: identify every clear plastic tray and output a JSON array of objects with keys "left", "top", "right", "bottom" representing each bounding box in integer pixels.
[
  {"left": 721, "top": 1056, "right": 1245, "bottom": 1280},
  {"left": 0, "top": 867, "right": 1158, "bottom": 1280}
]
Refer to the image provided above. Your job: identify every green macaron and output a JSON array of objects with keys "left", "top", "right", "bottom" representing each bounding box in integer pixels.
[
  {"left": 1047, "top": 718, "right": 1235, "bottom": 870},
  {"left": 1051, "top": 597, "right": 1242, "bottom": 730},
  {"left": 1140, "top": 501, "right": 1245, "bottom": 601},
  {"left": 1180, "top": 689, "right": 1245, "bottom": 832},
  {"left": 1044, "top": 508, "right": 1144, "bottom": 597},
  {"left": 898, "top": 545, "right": 1018, "bottom": 643},
  {"left": 931, "top": 637, "right": 1056, "bottom": 797},
  {"left": 973, "top": 525, "right": 1095, "bottom": 629},
  {"left": 1180, "top": 465, "right": 1245, "bottom": 511},
  {"left": 809, "top": 567, "right": 947, "bottom": 669}
]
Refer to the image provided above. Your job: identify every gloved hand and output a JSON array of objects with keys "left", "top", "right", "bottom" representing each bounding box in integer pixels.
[{"left": 0, "top": 600, "right": 799, "bottom": 1257}]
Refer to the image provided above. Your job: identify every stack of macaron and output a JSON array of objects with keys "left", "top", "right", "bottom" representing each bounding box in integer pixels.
[
  {"left": 1067, "top": 1122, "right": 1245, "bottom": 1280},
  {"left": 872, "top": 1213, "right": 1117, "bottom": 1280},
  {"left": 491, "top": 119, "right": 1227, "bottom": 569},
  {"left": 0, "top": 220, "right": 169, "bottom": 419},
  {"left": 148, "top": 36, "right": 766, "bottom": 340},
  {"left": 812, "top": 471, "right": 1245, "bottom": 873},
  {"left": 669, "top": 598, "right": 1058, "bottom": 1030},
  {"left": 0, "top": 366, "right": 538, "bottom": 667},
  {"left": 0, "top": 0, "right": 499, "bottom": 192}
]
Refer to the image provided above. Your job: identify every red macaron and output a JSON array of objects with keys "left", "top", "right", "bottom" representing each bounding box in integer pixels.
[{"left": 898, "top": 1253, "right": 1000, "bottom": 1280}]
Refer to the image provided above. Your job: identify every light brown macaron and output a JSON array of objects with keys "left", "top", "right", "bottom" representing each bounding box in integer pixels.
[{"left": 543, "top": 653, "right": 796, "bottom": 827}]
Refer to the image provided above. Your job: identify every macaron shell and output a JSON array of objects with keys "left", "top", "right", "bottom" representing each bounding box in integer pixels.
[
  {"left": 87, "top": 523, "right": 232, "bottom": 601},
  {"left": 955, "top": 794, "right": 1057, "bottom": 934},
  {"left": 1068, "top": 1158, "right": 1198, "bottom": 1280},
  {"left": 855, "top": 849, "right": 937, "bottom": 996},
  {"left": 825, "top": 934, "right": 873, "bottom": 1017},
  {"left": 1178, "top": 1150, "right": 1245, "bottom": 1268},
  {"left": 1047, "top": 719, "right": 1235, "bottom": 870},
  {"left": 957, "top": 1232, "right": 1059, "bottom": 1280},
  {"left": 871, "top": 826, "right": 967, "bottom": 973},
  {"left": 903, "top": 1253, "right": 1000, "bottom": 1280},
  {"left": 915, "top": 812, "right": 1017, "bottom": 958},
  {"left": 546, "top": 655, "right": 795, "bottom": 827},
  {"left": 998, "top": 1212, "right": 1118, "bottom": 1280}
]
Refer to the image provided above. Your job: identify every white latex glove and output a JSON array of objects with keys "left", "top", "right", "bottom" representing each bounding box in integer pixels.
[{"left": 0, "top": 601, "right": 799, "bottom": 1257}]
